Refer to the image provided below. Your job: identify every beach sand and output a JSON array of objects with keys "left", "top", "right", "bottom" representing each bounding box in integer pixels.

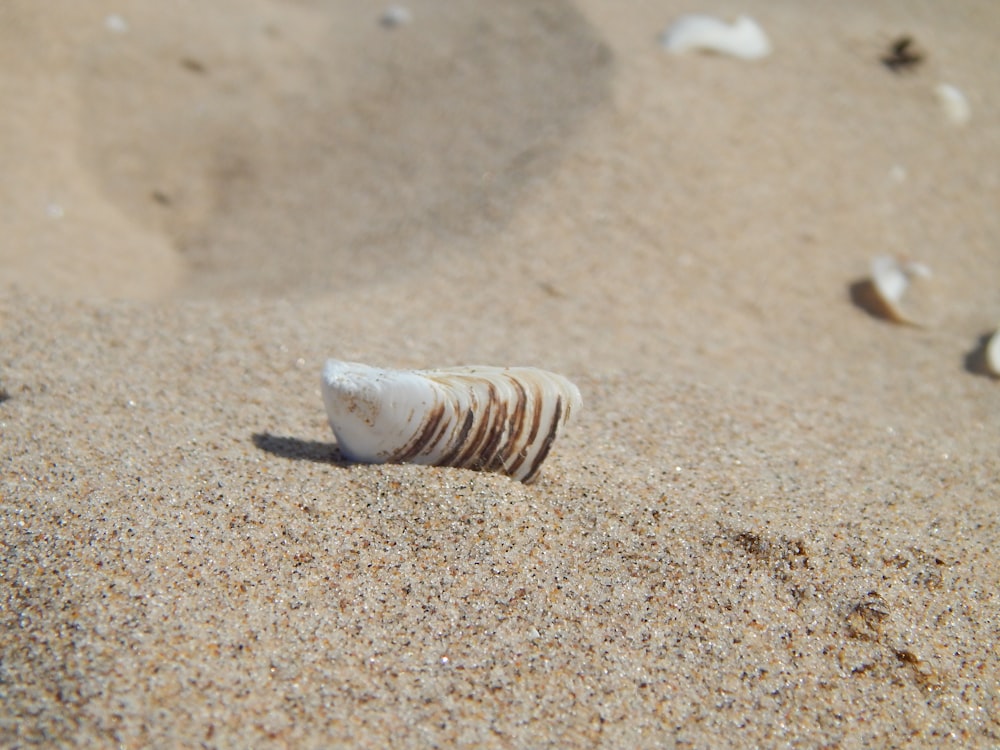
[{"left": 2, "top": 0, "right": 999, "bottom": 746}]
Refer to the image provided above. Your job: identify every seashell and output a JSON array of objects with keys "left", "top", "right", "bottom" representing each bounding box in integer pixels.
[
  {"left": 853, "top": 254, "right": 933, "bottom": 326},
  {"left": 380, "top": 5, "right": 413, "bottom": 28},
  {"left": 935, "top": 83, "right": 971, "bottom": 126},
  {"left": 965, "top": 328, "right": 1000, "bottom": 379},
  {"left": 104, "top": 14, "right": 128, "bottom": 34},
  {"left": 660, "top": 15, "right": 771, "bottom": 60},
  {"left": 987, "top": 328, "right": 1000, "bottom": 376},
  {"left": 321, "top": 359, "right": 582, "bottom": 482}
]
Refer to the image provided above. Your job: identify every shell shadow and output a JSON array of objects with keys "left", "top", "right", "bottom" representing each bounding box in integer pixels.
[
  {"left": 963, "top": 333, "right": 998, "bottom": 379},
  {"left": 252, "top": 432, "right": 349, "bottom": 467}
]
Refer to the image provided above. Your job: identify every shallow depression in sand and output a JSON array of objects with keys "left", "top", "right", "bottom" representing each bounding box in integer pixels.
[{"left": 76, "top": 0, "right": 613, "bottom": 298}]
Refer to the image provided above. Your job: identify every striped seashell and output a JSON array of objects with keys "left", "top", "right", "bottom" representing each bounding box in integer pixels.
[{"left": 321, "top": 359, "right": 581, "bottom": 482}]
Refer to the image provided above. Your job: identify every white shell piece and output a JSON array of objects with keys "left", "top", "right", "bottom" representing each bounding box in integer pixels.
[
  {"left": 321, "top": 359, "right": 582, "bottom": 482},
  {"left": 986, "top": 328, "right": 1000, "bottom": 376},
  {"left": 660, "top": 15, "right": 771, "bottom": 60},
  {"left": 870, "top": 254, "right": 932, "bottom": 325},
  {"left": 104, "top": 14, "right": 128, "bottom": 33},
  {"left": 935, "top": 83, "right": 971, "bottom": 126},
  {"left": 380, "top": 5, "right": 413, "bottom": 28}
]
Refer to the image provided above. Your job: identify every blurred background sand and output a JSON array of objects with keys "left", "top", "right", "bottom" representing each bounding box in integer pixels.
[{"left": 2, "top": 1, "right": 999, "bottom": 746}]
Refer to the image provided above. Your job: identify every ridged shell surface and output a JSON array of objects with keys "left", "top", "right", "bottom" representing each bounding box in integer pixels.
[{"left": 321, "top": 359, "right": 582, "bottom": 482}]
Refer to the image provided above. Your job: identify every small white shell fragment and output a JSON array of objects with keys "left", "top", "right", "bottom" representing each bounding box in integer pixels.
[
  {"left": 935, "top": 83, "right": 971, "bottom": 126},
  {"left": 660, "top": 15, "right": 772, "bottom": 60},
  {"left": 867, "top": 254, "right": 933, "bottom": 326},
  {"left": 321, "top": 359, "right": 582, "bottom": 482},
  {"left": 986, "top": 328, "right": 1000, "bottom": 376},
  {"left": 380, "top": 5, "right": 413, "bottom": 28},
  {"left": 104, "top": 14, "right": 128, "bottom": 33}
]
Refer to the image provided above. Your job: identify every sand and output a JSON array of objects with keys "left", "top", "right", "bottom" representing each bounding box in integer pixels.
[{"left": 2, "top": 0, "right": 999, "bottom": 746}]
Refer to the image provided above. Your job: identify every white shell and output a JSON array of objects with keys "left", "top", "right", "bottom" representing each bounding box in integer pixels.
[
  {"left": 660, "top": 15, "right": 772, "bottom": 60},
  {"left": 380, "top": 5, "right": 412, "bottom": 28},
  {"left": 986, "top": 328, "right": 1000, "bottom": 376},
  {"left": 935, "top": 83, "right": 971, "bottom": 126},
  {"left": 868, "top": 254, "right": 932, "bottom": 326},
  {"left": 321, "top": 359, "right": 582, "bottom": 482}
]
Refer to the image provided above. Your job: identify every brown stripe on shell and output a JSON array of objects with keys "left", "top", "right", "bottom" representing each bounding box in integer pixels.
[
  {"left": 446, "top": 381, "right": 491, "bottom": 469},
  {"left": 434, "top": 399, "right": 477, "bottom": 467},
  {"left": 521, "top": 394, "right": 563, "bottom": 483},
  {"left": 426, "top": 401, "right": 456, "bottom": 457},
  {"left": 504, "top": 376, "right": 544, "bottom": 478},
  {"left": 452, "top": 380, "right": 503, "bottom": 471},
  {"left": 391, "top": 399, "right": 447, "bottom": 463},
  {"left": 494, "top": 375, "right": 530, "bottom": 476},
  {"left": 505, "top": 374, "right": 528, "bottom": 445},
  {"left": 478, "top": 383, "right": 512, "bottom": 472}
]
